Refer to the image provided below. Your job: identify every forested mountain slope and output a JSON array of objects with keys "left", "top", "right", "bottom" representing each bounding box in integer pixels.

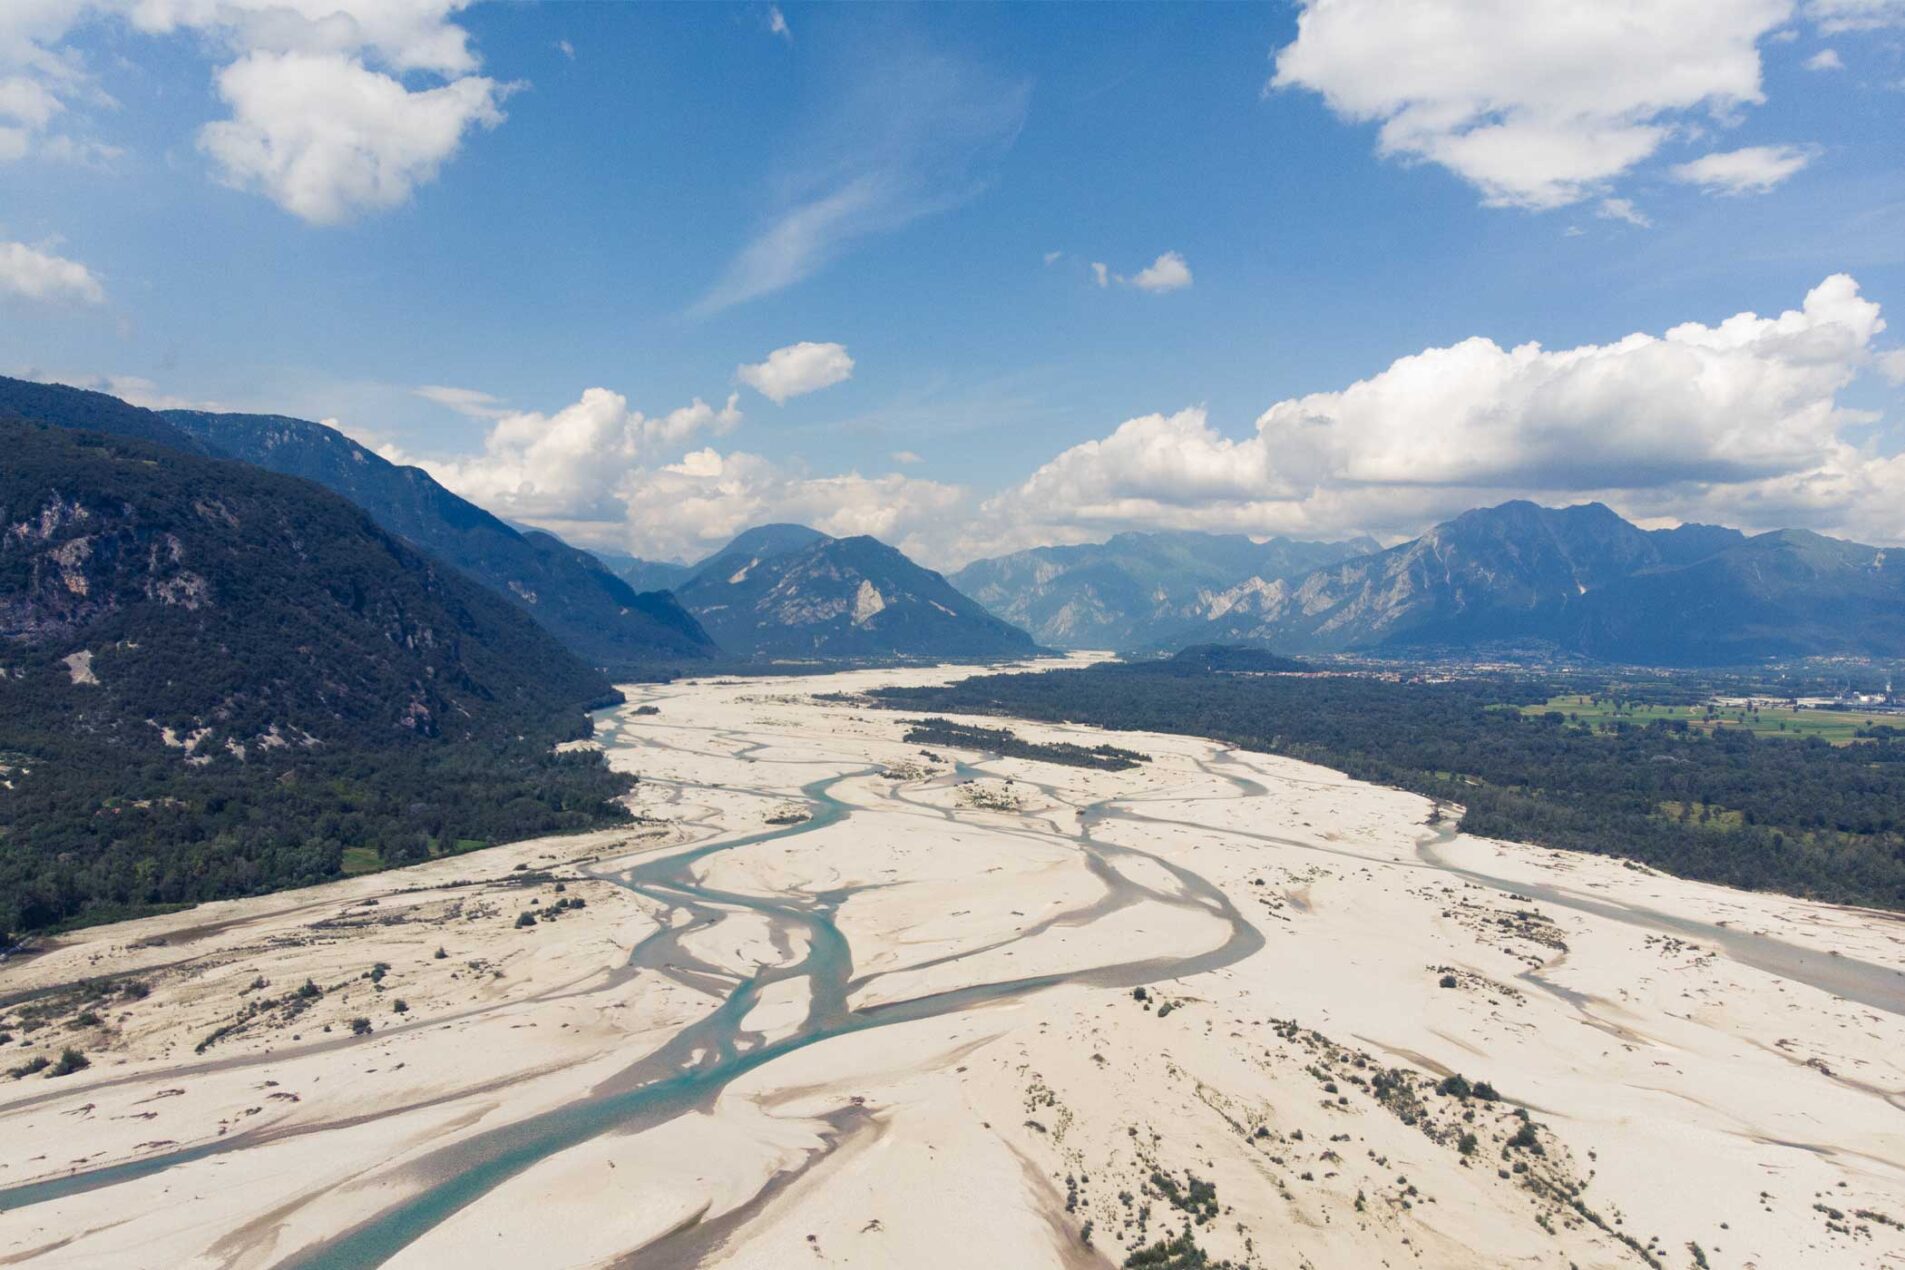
[
  {"left": 163, "top": 405, "right": 714, "bottom": 670},
  {"left": 0, "top": 420, "right": 631, "bottom": 942}
]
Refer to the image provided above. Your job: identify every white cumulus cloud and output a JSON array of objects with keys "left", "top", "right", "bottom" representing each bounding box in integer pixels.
[
  {"left": 1076, "top": 252, "right": 1193, "bottom": 292},
  {"left": 1270, "top": 0, "right": 1790, "bottom": 209},
  {"left": 972, "top": 275, "right": 1901, "bottom": 555},
  {"left": 0, "top": 239, "right": 103, "bottom": 303},
  {"left": 398, "top": 381, "right": 970, "bottom": 567},
  {"left": 609, "top": 449, "right": 967, "bottom": 565},
  {"left": 1804, "top": 47, "right": 1845, "bottom": 68},
  {"left": 423, "top": 387, "right": 742, "bottom": 522},
  {"left": 1670, "top": 144, "right": 1813, "bottom": 194},
  {"left": 1250, "top": 273, "right": 1881, "bottom": 491},
  {"left": 120, "top": 0, "right": 480, "bottom": 73},
  {"left": 737, "top": 341, "right": 855, "bottom": 404},
  {"left": 1130, "top": 250, "right": 1193, "bottom": 293},
  {"left": 2, "top": 0, "right": 509, "bottom": 219},
  {"left": 200, "top": 51, "right": 509, "bottom": 224}
]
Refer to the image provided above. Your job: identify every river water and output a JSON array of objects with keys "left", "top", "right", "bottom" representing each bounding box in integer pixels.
[{"left": 272, "top": 737, "right": 1263, "bottom": 1266}]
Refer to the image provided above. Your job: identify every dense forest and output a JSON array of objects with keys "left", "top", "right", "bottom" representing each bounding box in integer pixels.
[
  {"left": 0, "top": 729, "right": 630, "bottom": 941},
  {"left": 0, "top": 420, "right": 634, "bottom": 945},
  {"left": 869, "top": 662, "right": 1905, "bottom": 910}
]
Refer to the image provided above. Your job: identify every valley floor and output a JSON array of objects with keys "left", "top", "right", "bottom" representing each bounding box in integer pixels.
[{"left": 1, "top": 658, "right": 1902, "bottom": 1268}]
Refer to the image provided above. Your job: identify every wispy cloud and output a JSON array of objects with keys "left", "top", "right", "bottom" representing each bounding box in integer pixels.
[
  {"left": 13, "top": 368, "right": 217, "bottom": 412},
  {"left": 1066, "top": 251, "right": 1193, "bottom": 292},
  {"left": 1596, "top": 197, "right": 1652, "bottom": 228},
  {"left": 1671, "top": 144, "right": 1814, "bottom": 195},
  {"left": 416, "top": 384, "right": 510, "bottom": 419},
  {"left": 691, "top": 46, "right": 1029, "bottom": 316}
]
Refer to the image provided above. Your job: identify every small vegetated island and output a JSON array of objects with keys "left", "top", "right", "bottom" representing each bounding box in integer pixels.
[
  {"left": 903, "top": 717, "right": 1149, "bottom": 771},
  {"left": 873, "top": 650, "right": 1905, "bottom": 910}
]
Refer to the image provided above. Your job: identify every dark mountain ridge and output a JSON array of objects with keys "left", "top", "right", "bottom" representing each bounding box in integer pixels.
[
  {"left": 12, "top": 378, "right": 1891, "bottom": 670},
  {"left": 0, "top": 419, "right": 613, "bottom": 740},
  {"left": 159, "top": 405, "right": 715, "bottom": 671},
  {"left": 0, "top": 419, "right": 631, "bottom": 939},
  {"left": 0, "top": 377, "right": 214, "bottom": 455},
  {"left": 1567, "top": 527, "right": 1905, "bottom": 664}
]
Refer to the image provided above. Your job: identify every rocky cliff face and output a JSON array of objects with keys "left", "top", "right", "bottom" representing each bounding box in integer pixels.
[{"left": 1, "top": 490, "right": 208, "bottom": 640}]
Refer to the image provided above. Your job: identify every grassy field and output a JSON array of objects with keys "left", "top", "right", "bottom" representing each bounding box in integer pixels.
[
  {"left": 339, "top": 837, "right": 488, "bottom": 877},
  {"left": 1524, "top": 694, "right": 1882, "bottom": 743},
  {"left": 339, "top": 846, "right": 385, "bottom": 875}
]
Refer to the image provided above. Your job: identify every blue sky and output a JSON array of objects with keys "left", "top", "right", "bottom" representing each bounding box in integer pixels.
[{"left": 3, "top": 1, "right": 1903, "bottom": 566}]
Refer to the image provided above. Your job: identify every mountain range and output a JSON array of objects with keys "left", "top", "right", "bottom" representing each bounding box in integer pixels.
[
  {"left": 673, "top": 525, "right": 1038, "bottom": 660},
  {"left": 0, "top": 377, "right": 717, "bottom": 674},
  {"left": 0, "top": 377, "right": 1042, "bottom": 666},
  {"left": 948, "top": 529, "right": 1378, "bottom": 649},
  {"left": 8, "top": 377, "right": 1901, "bottom": 675},
  {"left": 968, "top": 500, "right": 1904, "bottom": 666}
]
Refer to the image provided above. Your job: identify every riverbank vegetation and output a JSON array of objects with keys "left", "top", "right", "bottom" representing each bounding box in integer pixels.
[
  {"left": 0, "top": 727, "right": 634, "bottom": 945},
  {"left": 870, "top": 663, "right": 1905, "bottom": 910},
  {"left": 904, "top": 718, "right": 1148, "bottom": 771}
]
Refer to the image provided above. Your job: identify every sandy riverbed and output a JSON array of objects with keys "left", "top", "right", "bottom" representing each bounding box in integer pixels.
[{"left": 2, "top": 658, "right": 1901, "bottom": 1268}]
